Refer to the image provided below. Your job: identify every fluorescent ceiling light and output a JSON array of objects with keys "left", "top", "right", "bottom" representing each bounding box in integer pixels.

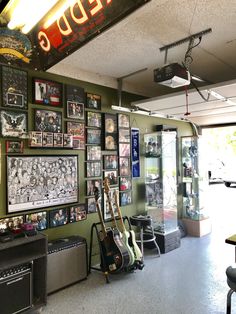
[
  {"left": 111, "top": 105, "right": 131, "bottom": 113},
  {"left": 7, "top": 0, "right": 59, "bottom": 34}
]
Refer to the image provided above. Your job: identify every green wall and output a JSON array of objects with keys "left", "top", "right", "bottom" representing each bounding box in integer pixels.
[{"left": 0, "top": 66, "right": 193, "bottom": 252}]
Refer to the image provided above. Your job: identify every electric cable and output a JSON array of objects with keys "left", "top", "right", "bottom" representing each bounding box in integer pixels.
[{"left": 191, "top": 79, "right": 210, "bottom": 102}]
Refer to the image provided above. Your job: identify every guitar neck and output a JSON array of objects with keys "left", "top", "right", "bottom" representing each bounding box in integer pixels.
[
  {"left": 114, "top": 190, "right": 126, "bottom": 233},
  {"left": 94, "top": 188, "right": 107, "bottom": 238},
  {"left": 106, "top": 191, "right": 118, "bottom": 230}
]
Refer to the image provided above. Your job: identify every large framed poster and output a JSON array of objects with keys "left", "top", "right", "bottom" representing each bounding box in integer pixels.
[{"left": 7, "top": 155, "right": 78, "bottom": 213}]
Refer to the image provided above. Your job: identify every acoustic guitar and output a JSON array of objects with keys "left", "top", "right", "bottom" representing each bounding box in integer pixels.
[
  {"left": 103, "top": 178, "right": 131, "bottom": 269},
  {"left": 94, "top": 187, "right": 123, "bottom": 273},
  {"left": 114, "top": 190, "right": 143, "bottom": 269}
]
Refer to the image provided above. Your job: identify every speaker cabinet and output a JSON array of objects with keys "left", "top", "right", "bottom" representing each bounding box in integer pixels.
[{"left": 47, "top": 236, "right": 87, "bottom": 294}]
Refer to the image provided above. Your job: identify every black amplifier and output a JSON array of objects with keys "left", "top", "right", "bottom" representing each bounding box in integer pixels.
[{"left": 47, "top": 236, "right": 87, "bottom": 294}]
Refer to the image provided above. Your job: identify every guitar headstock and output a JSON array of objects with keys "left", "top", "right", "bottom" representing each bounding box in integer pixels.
[{"left": 103, "top": 177, "right": 110, "bottom": 195}]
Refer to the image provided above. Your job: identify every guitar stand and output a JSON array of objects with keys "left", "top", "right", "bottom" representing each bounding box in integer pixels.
[{"left": 88, "top": 216, "right": 135, "bottom": 283}]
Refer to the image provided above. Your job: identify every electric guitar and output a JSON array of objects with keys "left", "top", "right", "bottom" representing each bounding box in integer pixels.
[
  {"left": 114, "top": 190, "right": 143, "bottom": 269},
  {"left": 94, "top": 187, "right": 123, "bottom": 273},
  {"left": 103, "top": 178, "right": 131, "bottom": 269}
]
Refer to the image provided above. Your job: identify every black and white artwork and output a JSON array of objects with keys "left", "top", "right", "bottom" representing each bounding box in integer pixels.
[
  {"left": 35, "top": 109, "right": 62, "bottom": 133},
  {"left": 7, "top": 155, "right": 78, "bottom": 213},
  {"left": 0, "top": 110, "right": 27, "bottom": 137}
]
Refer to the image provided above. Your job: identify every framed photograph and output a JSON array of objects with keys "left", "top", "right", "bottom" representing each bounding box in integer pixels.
[
  {"left": 119, "top": 143, "right": 131, "bottom": 157},
  {"left": 120, "top": 191, "right": 132, "bottom": 206},
  {"left": 86, "top": 145, "right": 101, "bottom": 161},
  {"left": 25, "top": 211, "right": 48, "bottom": 231},
  {"left": 86, "top": 128, "right": 101, "bottom": 145},
  {"left": 69, "top": 204, "right": 87, "bottom": 222},
  {"left": 49, "top": 208, "right": 69, "bottom": 228},
  {"left": 86, "top": 179, "right": 102, "bottom": 196},
  {"left": 7, "top": 155, "right": 78, "bottom": 213},
  {"left": 120, "top": 176, "right": 132, "bottom": 191},
  {"left": 105, "top": 134, "right": 117, "bottom": 150},
  {"left": 0, "top": 215, "right": 24, "bottom": 230},
  {"left": 33, "top": 78, "right": 62, "bottom": 107},
  {"left": 86, "top": 161, "right": 101, "bottom": 178},
  {"left": 35, "top": 109, "right": 62, "bottom": 133},
  {"left": 6, "top": 140, "right": 24, "bottom": 153},
  {"left": 119, "top": 157, "right": 131, "bottom": 176},
  {"left": 2, "top": 66, "right": 28, "bottom": 109},
  {"left": 86, "top": 93, "right": 101, "bottom": 110},
  {"left": 66, "top": 121, "right": 85, "bottom": 150},
  {"left": 118, "top": 113, "right": 130, "bottom": 128},
  {"left": 103, "top": 155, "right": 118, "bottom": 170},
  {"left": 66, "top": 84, "right": 85, "bottom": 103},
  {"left": 86, "top": 197, "right": 98, "bottom": 214},
  {"left": 0, "top": 109, "right": 27, "bottom": 137},
  {"left": 66, "top": 101, "right": 84, "bottom": 120},
  {"left": 29, "top": 131, "right": 43, "bottom": 147},
  {"left": 63, "top": 134, "right": 73, "bottom": 148},
  {"left": 104, "top": 170, "right": 118, "bottom": 186},
  {"left": 53, "top": 133, "right": 63, "bottom": 147},
  {"left": 86, "top": 111, "right": 102, "bottom": 128},
  {"left": 104, "top": 113, "right": 117, "bottom": 134},
  {"left": 119, "top": 129, "right": 130, "bottom": 143},
  {"left": 103, "top": 187, "right": 119, "bottom": 221},
  {"left": 42, "top": 132, "right": 53, "bottom": 147}
]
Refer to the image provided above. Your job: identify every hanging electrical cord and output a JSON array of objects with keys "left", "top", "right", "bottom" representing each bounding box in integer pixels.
[
  {"left": 183, "top": 36, "right": 202, "bottom": 70},
  {"left": 191, "top": 79, "right": 211, "bottom": 102}
]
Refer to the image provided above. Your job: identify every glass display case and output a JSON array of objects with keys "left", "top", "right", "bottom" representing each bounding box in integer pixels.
[
  {"left": 181, "top": 136, "right": 209, "bottom": 221},
  {"left": 144, "top": 131, "right": 177, "bottom": 234}
]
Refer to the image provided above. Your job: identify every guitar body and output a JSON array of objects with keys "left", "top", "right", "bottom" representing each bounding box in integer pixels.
[
  {"left": 120, "top": 229, "right": 136, "bottom": 266},
  {"left": 128, "top": 229, "right": 143, "bottom": 263},
  {"left": 112, "top": 228, "right": 131, "bottom": 269}
]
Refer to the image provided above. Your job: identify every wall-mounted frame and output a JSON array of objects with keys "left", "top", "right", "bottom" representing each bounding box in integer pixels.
[
  {"left": 131, "top": 128, "right": 140, "bottom": 178},
  {"left": 29, "top": 131, "right": 43, "bottom": 147},
  {"left": 49, "top": 208, "right": 69, "bottom": 228},
  {"left": 86, "top": 197, "right": 97, "bottom": 214},
  {"left": 2, "top": 65, "right": 28, "bottom": 109},
  {"left": 104, "top": 170, "right": 118, "bottom": 186},
  {"left": 25, "top": 211, "right": 48, "bottom": 231},
  {"left": 6, "top": 140, "right": 24, "bottom": 154},
  {"left": 119, "top": 129, "right": 130, "bottom": 143},
  {"left": 103, "top": 155, "right": 118, "bottom": 170},
  {"left": 86, "top": 93, "right": 101, "bottom": 110},
  {"left": 86, "top": 179, "right": 102, "bottom": 197},
  {"left": 119, "top": 157, "right": 131, "bottom": 176},
  {"left": 103, "top": 187, "right": 119, "bottom": 221},
  {"left": 86, "top": 128, "right": 101, "bottom": 145},
  {"left": 120, "top": 191, "right": 132, "bottom": 206},
  {"left": 120, "top": 176, "right": 132, "bottom": 191},
  {"left": 0, "top": 109, "right": 27, "bottom": 137},
  {"left": 53, "top": 133, "right": 63, "bottom": 147},
  {"left": 86, "top": 111, "right": 102, "bottom": 128},
  {"left": 66, "top": 121, "right": 85, "bottom": 149},
  {"left": 66, "top": 101, "right": 84, "bottom": 120},
  {"left": 104, "top": 113, "right": 117, "bottom": 133},
  {"left": 118, "top": 113, "right": 130, "bottom": 128},
  {"left": 86, "top": 161, "right": 101, "bottom": 178},
  {"left": 35, "top": 109, "right": 62, "bottom": 133},
  {"left": 0, "top": 215, "right": 24, "bottom": 230},
  {"left": 86, "top": 145, "right": 102, "bottom": 161},
  {"left": 33, "top": 78, "right": 62, "bottom": 107},
  {"left": 69, "top": 204, "right": 87, "bottom": 222},
  {"left": 7, "top": 155, "right": 78, "bottom": 213},
  {"left": 66, "top": 84, "right": 85, "bottom": 103},
  {"left": 105, "top": 135, "right": 117, "bottom": 150},
  {"left": 63, "top": 134, "right": 73, "bottom": 148},
  {"left": 42, "top": 132, "right": 53, "bottom": 147},
  {"left": 119, "top": 143, "right": 131, "bottom": 157}
]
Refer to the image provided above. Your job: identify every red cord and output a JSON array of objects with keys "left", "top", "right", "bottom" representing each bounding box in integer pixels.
[{"left": 184, "top": 85, "right": 190, "bottom": 116}]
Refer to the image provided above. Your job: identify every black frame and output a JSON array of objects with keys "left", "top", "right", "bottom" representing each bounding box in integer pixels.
[
  {"left": 86, "top": 145, "right": 102, "bottom": 161},
  {"left": 66, "top": 121, "right": 85, "bottom": 150},
  {"left": 86, "top": 93, "right": 101, "bottom": 110},
  {"left": 120, "top": 191, "right": 132, "bottom": 206},
  {"left": 0, "top": 109, "right": 27, "bottom": 137},
  {"left": 119, "top": 176, "right": 132, "bottom": 191},
  {"left": 34, "top": 108, "right": 62, "bottom": 133},
  {"left": 25, "top": 211, "right": 48, "bottom": 231},
  {"left": 69, "top": 204, "right": 87, "bottom": 222},
  {"left": 6, "top": 140, "right": 24, "bottom": 153},
  {"left": 0, "top": 215, "right": 24, "bottom": 230},
  {"left": 104, "top": 170, "right": 118, "bottom": 186},
  {"left": 49, "top": 207, "right": 69, "bottom": 228},
  {"left": 103, "top": 155, "right": 118, "bottom": 170},
  {"left": 119, "top": 143, "right": 131, "bottom": 157},
  {"left": 86, "top": 161, "right": 102, "bottom": 178},
  {"left": 86, "top": 111, "right": 102, "bottom": 128},
  {"left": 86, "top": 197, "right": 97, "bottom": 214},
  {"left": 118, "top": 113, "right": 130, "bottom": 128},
  {"left": 119, "top": 157, "right": 131, "bottom": 176},
  {"left": 86, "top": 179, "right": 102, "bottom": 196},
  {"left": 66, "top": 101, "right": 84, "bottom": 120},
  {"left": 86, "top": 128, "right": 101, "bottom": 145},
  {"left": 66, "top": 84, "right": 85, "bottom": 103},
  {"left": 33, "top": 77, "right": 62, "bottom": 107}
]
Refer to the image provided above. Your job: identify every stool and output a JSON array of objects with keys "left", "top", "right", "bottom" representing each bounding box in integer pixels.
[
  {"left": 130, "top": 215, "right": 160, "bottom": 261},
  {"left": 226, "top": 266, "right": 236, "bottom": 313}
]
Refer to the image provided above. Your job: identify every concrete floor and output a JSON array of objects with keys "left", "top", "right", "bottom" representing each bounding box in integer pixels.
[{"left": 42, "top": 184, "right": 236, "bottom": 314}]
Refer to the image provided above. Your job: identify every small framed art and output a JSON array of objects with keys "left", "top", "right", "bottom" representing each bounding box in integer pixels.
[
  {"left": 104, "top": 170, "right": 118, "bottom": 186},
  {"left": 49, "top": 208, "right": 69, "bottom": 228},
  {"left": 119, "top": 129, "right": 130, "bottom": 143},
  {"left": 66, "top": 101, "right": 84, "bottom": 120},
  {"left": 86, "top": 197, "right": 97, "bottom": 214},
  {"left": 2, "top": 65, "right": 28, "bottom": 109},
  {"left": 119, "top": 157, "right": 131, "bottom": 176},
  {"left": 86, "top": 93, "right": 101, "bottom": 110},
  {"left": 66, "top": 84, "right": 85, "bottom": 103},
  {"left": 6, "top": 140, "right": 24, "bottom": 153},
  {"left": 119, "top": 143, "right": 131, "bottom": 157},
  {"left": 104, "top": 113, "right": 117, "bottom": 133},
  {"left": 66, "top": 121, "right": 85, "bottom": 150},
  {"left": 118, "top": 113, "right": 130, "bottom": 128},
  {"left": 86, "top": 145, "right": 102, "bottom": 161},
  {"left": 0, "top": 215, "right": 23, "bottom": 230},
  {"left": 120, "top": 176, "right": 132, "bottom": 191},
  {"left": 69, "top": 204, "right": 87, "bottom": 222},
  {"left": 86, "top": 179, "right": 102, "bottom": 196},
  {"left": 120, "top": 191, "right": 132, "bottom": 206},
  {"left": 103, "top": 155, "right": 118, "bottom": 170},
  {"left": 86, "top": 111, "right": 102, "bottom": 128},
  {"left": 63, "top": 134, "right": 73, "bottom": 148},
  {"left": 86, "top": 128, "right": 101, "bottom": 145},
  {"left": 86, "top": 161, "right": 101, "bottom": 178},
  {"left": 42, "top": 132, "right": 53, "bottom": 147},
  {"left": 35, "top": 109, "right": 62, "bottom": 133},
  {"left": 33, "top": 78, "right": 62, "bottom": 107},
  {"left": 29, "top": 131, "right": 43, "bottom": 147},
  {"left": 53, "top": 133, "right": 63, "bottom": 147},
  {"left": 25, "top": 211, "right": 48, "bottom": 231},
  {"left": 0, "top": 110, "right": 27, "bottom": 138}
]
